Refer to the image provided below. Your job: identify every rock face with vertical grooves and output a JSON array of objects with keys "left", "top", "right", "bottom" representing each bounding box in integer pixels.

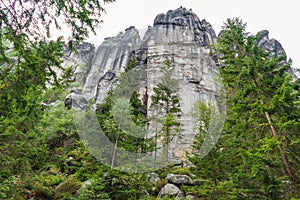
[
  {"left": 136, "top": 8, "right": 221, "bottom": 164},
  {"left": 63, "top": 42, "right": 95, "bottom": 85},
  {"left": 64, "top": 7, "right": 292, "bottom": 165},
  {"left": 82, "top": 26, "right": 141, "bottom": 103}
]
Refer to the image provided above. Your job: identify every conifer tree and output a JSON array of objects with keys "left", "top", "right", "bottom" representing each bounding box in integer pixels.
[
  {"left": 151, "top": 60, "right": 181, "bottom": 163},
  {"left": 215, "top": 18, "right": 300, "bottom": 198}
]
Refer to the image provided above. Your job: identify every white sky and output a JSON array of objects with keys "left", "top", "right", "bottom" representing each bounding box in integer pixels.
[{"left": 85, "top": 0, "right": 300, "bottom": 68}]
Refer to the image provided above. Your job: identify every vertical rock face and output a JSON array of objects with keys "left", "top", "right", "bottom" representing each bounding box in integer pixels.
[
  {"left": 63, "top": 42, "right": 95, "bottom": 85},
  {"left": 65, "top": 7, "right": 222, "bottom": 164},
  {"left": 64, "top": 7, "right": 293, "bottom": 165},
  {"left": 82, "top": 27, "right": 141, "bottom": 103},
  {"left": 153, "top": 7, "right": 216, "bottom": 47},
  {"left": 138, "top": 7, "right": 221, "bottom": 163}
]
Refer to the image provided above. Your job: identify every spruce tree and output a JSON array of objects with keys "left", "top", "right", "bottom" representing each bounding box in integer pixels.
[
  {"left": 215, "top": 18, "right": 300, "bottom": 198},
  {"left": 151, "top": 60, "right": 181, "bottom": 163}
]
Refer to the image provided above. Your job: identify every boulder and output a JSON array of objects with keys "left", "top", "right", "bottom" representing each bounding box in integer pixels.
[
  {"left": 64, "top": 91, "right": 88, "bottom": 110},
  {"left": 147, "top": 172, "right": 160, "bottom": 184},
  {"left": 166, "top": 174, "right": 194, "bottom": 185},
  {"left": 158, "top": 183, "right": 184, "bottom": 199},
  {"left": 186, "top": 194, "right": 198, "bottom": 200}
]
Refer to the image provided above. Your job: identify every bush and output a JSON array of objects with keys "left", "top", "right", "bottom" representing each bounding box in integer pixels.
[
  {"left": 76, "top": 178, "right": 110, "bottom": 200},
  {"left": 54, "top": 177, "right": 82, "bottom": 199},
  {"left": 33, "top": 184, "right": 54, "bottom": 200}
]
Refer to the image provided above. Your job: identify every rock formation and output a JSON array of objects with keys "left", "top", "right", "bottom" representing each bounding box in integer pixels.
[
  {"left": 257, "top": 30, "right": 286, "bottom": 58},
  {"left": 64, "top": 7, "right": 293, "bottom": 168}
]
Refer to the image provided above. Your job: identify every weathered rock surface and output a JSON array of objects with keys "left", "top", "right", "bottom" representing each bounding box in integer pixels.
[
  {"left": 64, "top": 7, "right": 222, "bottom": 165},
  {"left": 137, "top": 7, "right": 222, "bottom": 165},
  {"left": 63, "top": 42, "right": 95, "bottom": 84},
  {"left": 147, "top": 172, "right": 161, "bottom": 185},
  {"left": 158, "top": 183, "right": 184, "bottom": 199},
  {"left": 186, "top": 194, "right": 199, "bottom": 200},
  {"left": 64, "top": 7, "right": 293, "bottom": 166},
  {"left": 82, "top": 27, "right": 141, "bottom": 103},
  {"left": 153, "top": 7, "right": 216, "bottom": 48},
  {"left": 166, "top": 174, "right": 194, "bottom": 185},
  {"left": 257, "top": 30, "right": 286, "bottom": 59},
  {"left": 65, "top": 89, "right": 88, "bottom": 110}
]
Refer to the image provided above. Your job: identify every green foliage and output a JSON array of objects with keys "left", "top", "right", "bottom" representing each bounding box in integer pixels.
[
  {"left": 0, "top": 0, "right": 114, "bottom": 43},
  {"left": 54, "top": 177, "right": 82, "bottom": 199},
  {"left": 169, "top": 167, "right": 192, "bottom": 176},
  {"left": 76, "top": 178, "right": 110, "bottom": 200},
  {"left": 0, "top": 0, "right": 113, "bottom": 181},
  {"left": 1, "top": 2, "right": 299, "bottom": 198},
  {"left": 96, "top": 58, "right": 154, "bottom": 168},
  {"left": 188, "top": 17, "right": 300, "bottom": 199},
  {"left": 33, "top": 184, "right": 54, "bottom": 200},
  {"left": 151, "top": 60, "right": 182, "bottom": 162}
]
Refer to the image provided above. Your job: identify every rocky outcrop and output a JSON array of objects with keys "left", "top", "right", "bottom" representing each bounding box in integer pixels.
[
  {"left": 63, "top": 42, "right": 95, "bottom": 85},
  {"left": 186, "top": 195, "right": 199, "bottom": 200},
  {"left": 65, "top": 88, "right": 88, "bottom": 110},
  {"left": 136, "top": 7, "right": 222, "bottom": 165},
  {"left": 65, "top": 7, "right": 223, "bottom": 166},
  {"left": 153, "top": 7, "right": 216, "bottom": 48},
  {"left": 147, "top": 172, "right": 161, "bottom": 185},
  {"left": 257, "top": 30, "right": 286, "bottom": 59},
  {"left": 64, "top": 7, "right": 293, "bottom": 168},
  {"left": 82, "top": 27, "right": 141, "bottom": 103}
]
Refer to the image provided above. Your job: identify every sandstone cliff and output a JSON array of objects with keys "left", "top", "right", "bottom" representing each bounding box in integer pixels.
[{"left": 65, "top": 7, "right": 290, "bottom": 169}]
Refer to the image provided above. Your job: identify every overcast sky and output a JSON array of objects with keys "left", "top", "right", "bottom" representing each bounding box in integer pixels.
[{"left": 86, "top": 0, "right": 300, "bottom": 68}]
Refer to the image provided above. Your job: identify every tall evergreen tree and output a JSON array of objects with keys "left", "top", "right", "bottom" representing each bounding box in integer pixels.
[
  {"left": 215, "top": 18, "right": 300, "bottom": 198},
  {"left": 151, "top": 60, "right": 181, "bottom": 163}
]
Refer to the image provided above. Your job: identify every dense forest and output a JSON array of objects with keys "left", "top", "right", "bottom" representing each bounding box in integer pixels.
[{"left": 0, "top": 1, "right": 300, "bottom": 199}]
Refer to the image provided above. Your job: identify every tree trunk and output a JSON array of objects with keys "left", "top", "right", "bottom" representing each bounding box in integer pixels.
[
  {"left": 264, "top": 111, "right": 296, "bottom": 185},
  {"left": 111, "top": 134, "right": 119, "bottom": 168}
]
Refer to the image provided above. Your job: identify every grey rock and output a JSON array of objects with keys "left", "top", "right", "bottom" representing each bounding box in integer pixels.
[
  {"left": 83, "top": 180, "right": 92, "bottom": 187},
  {"left": 63, "top": 42, "right": 95, "bottom": 84},
  {"left": 147, "top": 172, "right": 160, "bottom": 184},
  {"left": 292, "top": 68, "right": 300, "bottom": 80},
  {"left": 61, "top": 7, "right": 289, "bottom": 167},
  {"left": 64, "top": 91, "right": 88, "bottom": 110},
  {"left": 42, "top": 100, "right": 60, "bottom": 107},
  {"left": 176, "top": 192, "right": 185, "bottom": 200},
  {"left": 158, "top": 183, "right": 184, "bottom": 199},
  {"left": 186, "top": 194, "right": 198, "bottom": 200},
  {"left": 153, "top": 7, "right": 216, "bottom": 47},
  {"left": 166, "top": 174, "right": 194, "bottom": 185},
  {"left": 257, "top": 30, "right": 286, "bottom": 59},
  {"left": 62, "top": 7, "right": 225, "bottom": 165},
  {"left": 82, "top": 26, "right": 141, "bottom": 103}
]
